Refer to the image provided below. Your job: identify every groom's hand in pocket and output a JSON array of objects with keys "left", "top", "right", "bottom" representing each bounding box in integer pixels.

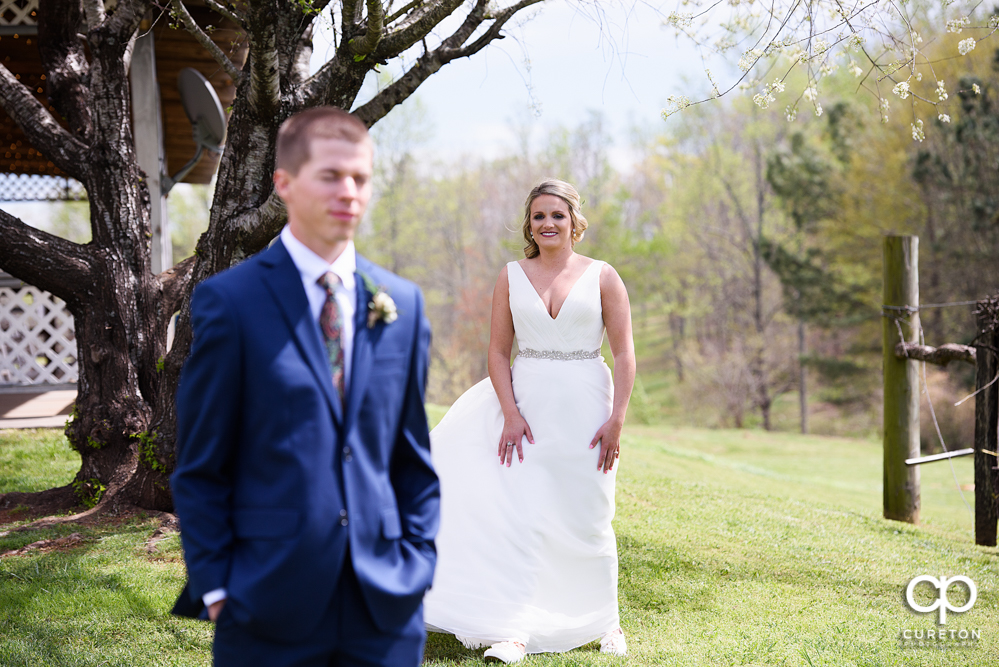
[{"left": 208, "top": 599, "right": 226, "bottom": 622}]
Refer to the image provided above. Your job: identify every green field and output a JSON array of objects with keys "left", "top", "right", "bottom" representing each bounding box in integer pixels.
[{"left": 0, "top": 421, "right": 995, "bottom": 666}]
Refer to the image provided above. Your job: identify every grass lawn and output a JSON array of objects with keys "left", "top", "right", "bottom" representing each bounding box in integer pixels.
[{"left": 1, "top": 419, "right": 996, "bottom": 666}]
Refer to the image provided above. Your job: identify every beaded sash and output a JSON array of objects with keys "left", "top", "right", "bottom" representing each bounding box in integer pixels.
[{"left": 518, "top": 348, "right": 601, "bottom": 361}]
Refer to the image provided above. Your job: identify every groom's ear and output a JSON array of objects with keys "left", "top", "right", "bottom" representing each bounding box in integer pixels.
[{"left": 273, "top": 169, "right": 291, "bottom": 201}]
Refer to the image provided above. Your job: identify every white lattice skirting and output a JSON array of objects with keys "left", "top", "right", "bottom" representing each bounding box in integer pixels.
[
  {"left": 0, "top": 0, "right": 38, "bottom": 26},
  {"left": 0, "top": 285, "right": 78, "bottom": 385}
]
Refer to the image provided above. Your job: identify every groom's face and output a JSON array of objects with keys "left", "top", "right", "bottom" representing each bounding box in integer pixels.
[{"left": 275, "top": 136, "right": 373, "bottom": 260}]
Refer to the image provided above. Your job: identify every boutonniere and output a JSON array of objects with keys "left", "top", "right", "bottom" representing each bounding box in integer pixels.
[{"left": 359, "top": 272, "right": 398, "bottom": 328}]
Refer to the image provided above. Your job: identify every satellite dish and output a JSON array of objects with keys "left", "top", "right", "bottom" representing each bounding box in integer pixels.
[{"left": 163, "top": 68, "right": 227, "bottom": 192}]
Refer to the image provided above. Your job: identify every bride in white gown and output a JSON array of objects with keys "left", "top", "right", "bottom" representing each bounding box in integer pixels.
[{"left": 424, "top": 179, "right": 636, "bottom": 663}]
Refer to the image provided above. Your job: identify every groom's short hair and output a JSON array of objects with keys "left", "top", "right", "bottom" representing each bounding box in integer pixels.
[{"left": 276, "top": 107, "right": 371, "bottom": 175}]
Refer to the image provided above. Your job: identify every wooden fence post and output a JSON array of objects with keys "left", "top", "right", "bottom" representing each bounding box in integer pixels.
[
  {"left": 883, "top": 235, "right": 920, "bottom": 524},
  {"left": 974, "top": 306, "right": 999, "bottom": 546}
]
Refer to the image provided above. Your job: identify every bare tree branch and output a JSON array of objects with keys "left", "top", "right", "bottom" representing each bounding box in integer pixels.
[
  {"left": 354, "top": 0, "right": 544, "bottom": 126},
  {"left": 172, "top": 0, "right": 244, "bottom": 83},
  {"left": 386, "top": 0, "right": 424, "bottom": 25},
  {"left": 203, "top": 0, "right": 245, "bottom": 27},
  {"left": 0, "top": 64, "right": 90, "bottom": 182},
  {"left": 350, "top": 0, "right": 385, "bottom": 57},
  {"left": 896, "top": 342, "right": 976, "bottom": 366},
  {"left": 0, "top": 209, "right": 93, "bottom": 300},
  {"left": 375, "top": 0, "right": 465, "bottom": 59},
  {"left": 446, "top": 0, "right": 542, "bottom": 57}
]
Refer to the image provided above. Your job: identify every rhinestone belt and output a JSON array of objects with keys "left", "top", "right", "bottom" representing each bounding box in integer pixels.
[{"left": 518, "top": 348, "right": 601, "bottom": 361}]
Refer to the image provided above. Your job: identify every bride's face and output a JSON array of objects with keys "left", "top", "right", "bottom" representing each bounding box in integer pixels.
[{"left": 530, "top": 195, "right": 573, "bottom": 251}]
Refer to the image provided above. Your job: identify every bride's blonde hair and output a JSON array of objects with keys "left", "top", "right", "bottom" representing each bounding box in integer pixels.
[{"left": 521, "top": 179, "right": 588, "bottom": 259}]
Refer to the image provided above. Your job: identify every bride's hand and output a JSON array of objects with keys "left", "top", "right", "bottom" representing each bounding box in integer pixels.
[
  {"left": 498, "top": 413, "right": 534, "bottom": 466},
  {"left": 589, "top": 418, "right": 623, "bottom": 473}
]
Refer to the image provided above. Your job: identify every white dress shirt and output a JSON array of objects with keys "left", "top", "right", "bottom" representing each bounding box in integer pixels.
[
  {"left": 202, "top": 226, "right": 358, "bottom": 610},
  {"left": 280, "top": 225, "right": 357, "bottom": 387}
]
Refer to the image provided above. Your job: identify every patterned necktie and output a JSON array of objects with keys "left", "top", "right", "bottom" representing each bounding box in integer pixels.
[{"left": 318, "top": 271, "right": 345, "bottom": 401}]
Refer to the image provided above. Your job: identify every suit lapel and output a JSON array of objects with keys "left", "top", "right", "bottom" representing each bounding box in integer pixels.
[
  {"left": 261, "top": 240, "right": 343, "bottom": 426},
  {"left": 345, "top": 256, "right": 376, "bottom": 431}
]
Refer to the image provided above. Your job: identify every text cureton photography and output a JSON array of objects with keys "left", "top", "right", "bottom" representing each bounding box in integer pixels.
[{"left": 899, "top": 575, "right": 982, "bottom": 649}]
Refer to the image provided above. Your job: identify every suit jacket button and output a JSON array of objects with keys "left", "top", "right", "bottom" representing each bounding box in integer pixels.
[
  {"left": 340, "top": 517, "right": 349, "bottom": 526},
  {"left": 339, "top": 509, "right": 347, "bottom": 517},
  {"left": 342, "top": 446, "right": 351, "bottom": 455}
]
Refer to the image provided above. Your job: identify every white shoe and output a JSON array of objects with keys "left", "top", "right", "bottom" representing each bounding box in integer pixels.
[
  {"left": 600, "top": 628, "right": 627, "bottom": 656},
  {"left": 483, "top": 641, "right": 527, "bottom": 663}
]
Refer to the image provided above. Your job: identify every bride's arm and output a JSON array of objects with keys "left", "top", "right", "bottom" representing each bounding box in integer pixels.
[
  {"left": 488, "top": 265, "right": 534, "bottom": 466},
  {"left": 589, "top": 263, "right": 636, "bottom": 473}
]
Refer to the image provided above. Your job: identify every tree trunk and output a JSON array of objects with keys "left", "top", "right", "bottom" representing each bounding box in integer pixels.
[{"left": 1, "top": 0, "right": 546, "bottom": 514}]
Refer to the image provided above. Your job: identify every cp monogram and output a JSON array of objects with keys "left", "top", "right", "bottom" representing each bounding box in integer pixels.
[{"left": 905, "top": 575, "right": 977, "bottom": 624}]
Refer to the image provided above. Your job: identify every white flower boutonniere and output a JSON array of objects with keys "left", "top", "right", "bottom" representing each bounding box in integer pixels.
[
  {"left": 359, "top": 272, "right": 398, "bottom": 328},
  {"left": 369, "top": 289, "right": 398, "bottom": 328}
]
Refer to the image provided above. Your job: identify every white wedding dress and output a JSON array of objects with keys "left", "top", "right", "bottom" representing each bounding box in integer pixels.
[{"left": 424, "top": 259, "right": 619, "bottom": 654}]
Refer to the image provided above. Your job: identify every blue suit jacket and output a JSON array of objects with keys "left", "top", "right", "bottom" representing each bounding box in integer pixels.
[{"left": 171, "top": 239, "right": 438, "bottom": 642}]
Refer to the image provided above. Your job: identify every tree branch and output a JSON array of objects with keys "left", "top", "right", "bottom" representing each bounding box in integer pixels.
[
  {"left": 0, "top": 209, "right": 93, "bottom": 301},
  {"left": 375, "top": 0, "right": 465, "bottom": 59},
  {"left": 158, "top": 255, "right": 197, "bottom": 317},
  {"left": 172, "top": 0, "right": 244, "bottom": 83},
  {"left": 448, "top": 0, "right": 543, "bottom": 58},
  {"left": 0, "top": 64, "right": 90, "bottom": 182},
  {"left": 81, "top": 0, "right": 105, "bottom": 30},
  {"left": 245, "top": 1, "right": 281, "bottom": 117},
  {"left": 386, "top": 0, "right": 425, "bottom": 25},
  {"left": 350, "top": 0, "right": 385, "bottom": 57},
  {"left": 203, "top": 0, "right": 245, "bottom": 27},
  {"left": 234, "top": 190, "right": 288, "bottom": 256},
  {"left": 895, "top": 342, "right": 976, "bottom": 366},
  {"left": 36, "top": 0, "right": 92, "bottom": 143},
  {"left": 354, "top": 0, "right": 543, "bottom": 126}
]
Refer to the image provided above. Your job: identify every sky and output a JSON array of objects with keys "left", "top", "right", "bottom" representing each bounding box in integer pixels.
[{"left": 311, "top": 1, "right": 725, "bottom": 168}]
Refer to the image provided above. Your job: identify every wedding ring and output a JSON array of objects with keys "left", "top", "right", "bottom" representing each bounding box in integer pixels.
[{"left": 506, "top": 442, "right": 514, "bottom": 447}]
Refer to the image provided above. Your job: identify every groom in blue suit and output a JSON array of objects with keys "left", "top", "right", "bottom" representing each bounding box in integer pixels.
[{"left": 172, "top": 107, "right": 439, "bottom": 666}]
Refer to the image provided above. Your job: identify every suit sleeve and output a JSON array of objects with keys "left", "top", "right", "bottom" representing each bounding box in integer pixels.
[
  {"left": 390, "top": 287, "right": 440, "bottom": 555},
  {"left": 172, "top": 281, "right": 242, "bottom": 601}
]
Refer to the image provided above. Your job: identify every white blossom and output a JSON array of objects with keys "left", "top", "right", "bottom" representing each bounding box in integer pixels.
[
  {"left": 892, "top": 80, "right": 910, "bottom": 99},
  {"left": 974, "top": 83, "right": 982, "bottom": 95},
  {"left": 814, "top": 102, "right": 823, "bottom": 117},
  {"left": 786, "top": 104, "right": 798, "bottom": 122},
  {"left": 666, "top": 12, "right": 694, "bottom": 29},
  {"left": 662, "top": 95, "right": 692, "bottom": 119},
  {"left": 849, "top": 61, "right": 864, "bottom": 78},
  {"left": 738, "top": 49, "right": 764, "bottom": 71},
  {"left": 705, "top": 69, "right": 721, "bottom": 98},
  {"left": 959, "top": 38, "right": 976, "bottom": 55},
  {"left": 936, "top": 81, "right": 948, "bottom": 101},
  {"left": 938, "top": 113, "right": 951, "bottom": 123},
  {"left": 947, "top": 17, "right": 970, "bottom": 33},
  {"left": 912, "top": 119, "right": 925, "bottom": 142},
  {"left": 803, "top": 85, "right": 818, "bottom": 101}
]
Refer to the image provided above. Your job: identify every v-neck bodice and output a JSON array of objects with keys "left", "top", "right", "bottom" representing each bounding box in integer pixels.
[{"left": 507, "top": 260, "right": 605, "bottom": 353}]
